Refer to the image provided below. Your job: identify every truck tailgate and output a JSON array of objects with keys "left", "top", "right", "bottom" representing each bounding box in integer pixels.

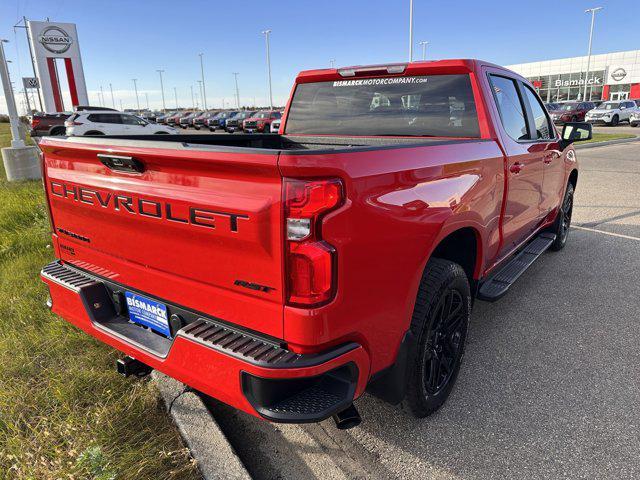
[{"left": 39, "top": 138, "right": 284, "bottom": 338}]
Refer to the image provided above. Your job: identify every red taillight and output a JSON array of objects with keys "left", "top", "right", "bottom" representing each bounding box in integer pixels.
[
  {"left": 284, "top": 178, "right": 343, "bottom": 307},
  {"left": 64, "top": 121, "right": 83, "bottom": 127},
  {"left": 31, "top": 118, "right": 41, "bottom": 128}
]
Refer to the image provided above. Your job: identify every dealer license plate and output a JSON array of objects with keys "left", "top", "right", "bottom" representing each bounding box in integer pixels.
[{"left": 125, "top": 291, "right": 171, "bottom": 337}]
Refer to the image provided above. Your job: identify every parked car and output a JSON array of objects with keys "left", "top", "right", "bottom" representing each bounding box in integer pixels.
[
  {"left": 224, "top": 111, "right": 256, "bottom": 132},
  {"left": 550, "top": 102, "right": 596, "bottom": 124},
  {"left": 29, "top": 112, "right": 71, "bottom": 136},
  {"left": 270, "top": 117, "right": 281, "bottom": 133},
  {"left": 243, "top": 110, "right": 281, "bottom": 133},
  {"left": 64, "top": 111, "right": 178, "bottom": 136},
  {"left": 156, "top": 112, "right": 177, "bottom": 124},
  {"left": 40, "top": 59, "right": 591, "bottom": 429},
  {"left": 165, "top": 111, "right": 185, "bottom": 126},
  {"left": 585, "top": 100, "right": 637, "bottom": 126},
  {"left": 139, "top": 111, "right": 160, "bottom": 123},
  {"left": 632, "top": 99, "right": 640, "bottom": 108},
  {"left": 208, "top": 111, "right": 239, "bottom": 131},
  {"left": 544, "top": 102, "right": 561, "bottom": 112},
  {"left": 179, "top": 112, "right": 200, "bottom": 129},
  {"left": 630, "top": 110, "right": 640, "bottom": 127},
  {"left": 193, "top": 111, "right": 217, "bottom": 130},
  {"left": 592, "top": 100, "right": 605, "bottom": 108}
]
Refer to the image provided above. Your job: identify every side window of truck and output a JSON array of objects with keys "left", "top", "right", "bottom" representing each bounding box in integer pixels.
[
  {"left": 522, "top": 86, "right": 553, "bottom": 140},
  {"left": 488, "top": 75, "right": 529, "bottom": 141}
]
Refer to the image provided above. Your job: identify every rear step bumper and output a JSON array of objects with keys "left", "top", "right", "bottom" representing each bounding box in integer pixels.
[{"left": 41, "top": 261, "right": 370, "bottom": 423}]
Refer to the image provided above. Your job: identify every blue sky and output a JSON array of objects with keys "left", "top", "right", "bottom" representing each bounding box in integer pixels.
[{"left": 1, "top": 0, "right": 638, "bottom": 113}]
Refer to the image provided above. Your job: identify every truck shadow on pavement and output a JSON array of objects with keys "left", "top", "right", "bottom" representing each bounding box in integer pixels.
[{"left": 206, "top": 228, "right": 640, "bottom": 480}]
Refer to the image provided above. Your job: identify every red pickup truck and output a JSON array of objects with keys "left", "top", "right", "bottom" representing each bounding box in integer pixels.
[{"left": 39, "top": 60, "right": 592, "bottom": 429}]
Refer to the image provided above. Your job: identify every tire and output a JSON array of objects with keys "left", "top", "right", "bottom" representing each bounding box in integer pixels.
[
  {"left": 209, "top": 127, "right": 215, "bottom": 132},
  {"left": 571, "top": 115, "right": 577, "bottom": 122},
  {"left": 631, "top": 122, "right": 639, "bottom": 128},
  {"left": 49, "top": 126, "right": 65, "bottom": 136},
  {"left": 549, "top": 183, "right": 574, "bottom": 251},
  {"left": 610, "top": 115, "right": 619, "bottom": 127},
  {"left": 403, "top": 258, "right": 471, "bottom": 418},
  {"left": 84, "top": 131, "right": 104, "bottom": 135}
]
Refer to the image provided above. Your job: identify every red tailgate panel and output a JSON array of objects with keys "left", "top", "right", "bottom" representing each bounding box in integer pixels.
[{"left": 40, "top": 139, "right": 285, "bottom": 338}]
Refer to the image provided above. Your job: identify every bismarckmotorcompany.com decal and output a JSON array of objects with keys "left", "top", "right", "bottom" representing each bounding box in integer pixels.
[{"left": 333, "top": 76, "right": 429, "bottom": 87}]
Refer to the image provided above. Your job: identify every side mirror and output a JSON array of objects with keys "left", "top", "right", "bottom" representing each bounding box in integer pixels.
[{"left": 560, "top": 122, "right": 592, "bottom": 149}]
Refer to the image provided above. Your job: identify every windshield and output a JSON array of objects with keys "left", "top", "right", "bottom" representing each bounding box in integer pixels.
[
  {"left": 561, "top": 103, "right": 578, "bottom": 111},
  {"left": 254, "top": 112, "right": 271, "bottom": 119},
  {"left": 603, "top": 102, "right": 620, "bottom": 110},
  {"left": 285, "top": 74, "right": 480, "bottom": 137}
]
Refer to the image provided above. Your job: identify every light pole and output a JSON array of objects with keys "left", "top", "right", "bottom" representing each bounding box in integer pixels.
[
  {"left": 419, "top": 41, "right": 429, "bottom": 60},
  {"left": 330, "top": 59, "right": 335, "bottom": 68},
  {"left": 132, "top": 78, "right": 140, "bottom": 114},
  {"left": 190, "top": 85, "right": 195, "bottom": 110},
  {"left": 262, "top": 29, "right": 273, "bottom": 109},
  {"left": 199, "top": 53, "right": 207, "bottom": 110},
  {"left": 157, "top": 69, "right": 166, "bottom": 112},
  {"left": 119, "top": 99, "right": 123, "bottom": 111},
  {"left": 232, "top": 72, "right": 240, "bottom": 109},
  {"left": 408, "top": 0, "right": 414, "bottom": 61},
  {"left": 109, "top": 83, "right": 115, "bottom": 109},
  {"left": 197, "top": 80, "right": 203, "bottom": 109},
  {"left": 583, "top": 7, "right": 603, "bottom": 101},
  {"left": 173, "top": 87, "right": 178, "bottom": 110},
  {"left": 100, "top": 85, "right": 105, "bottom": 107},
  {"left": 145, "top": 92, "right": 149, "bottom": 110}
]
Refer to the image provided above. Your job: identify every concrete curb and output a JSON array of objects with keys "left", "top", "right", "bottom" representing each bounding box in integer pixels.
[
  {"left": 152, "top": 372, "right": 252, "bottom": 480},
  {"left": 575, "top": 135, "right": 639, "bottom": 149}
]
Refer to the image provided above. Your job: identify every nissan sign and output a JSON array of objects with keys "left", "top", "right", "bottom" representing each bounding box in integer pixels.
[
  {"left": 38, "top": 26, "right": 73, "bottom": 54},
  {"left": 610, "top": 68, "right": 627, "bottom": 82}
]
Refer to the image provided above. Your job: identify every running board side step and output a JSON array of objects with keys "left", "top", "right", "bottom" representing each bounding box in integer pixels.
[{"left": 477, "top": 232, "right": 556, "bottom": 302}]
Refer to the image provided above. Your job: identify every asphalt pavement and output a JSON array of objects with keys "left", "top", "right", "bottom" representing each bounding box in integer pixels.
[{"left": 205, "top": 140, "right": 640, "bottom": 480}]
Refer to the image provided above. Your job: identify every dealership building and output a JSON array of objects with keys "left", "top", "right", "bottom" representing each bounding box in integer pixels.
[{"left": 506, "top": 50, "right": 640, "bottom": 103}]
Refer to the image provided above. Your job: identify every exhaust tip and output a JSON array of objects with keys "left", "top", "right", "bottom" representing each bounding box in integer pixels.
[{"left": 332, "top": 404, "right": 361, "bottom": 430}]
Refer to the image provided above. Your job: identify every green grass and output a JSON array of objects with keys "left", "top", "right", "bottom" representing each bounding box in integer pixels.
[
  {"left": 0, "top": 124, "right": 199, "bottom": 479},
  {"left": 584, "top": 132, "right": 637, "bottom": 143}
]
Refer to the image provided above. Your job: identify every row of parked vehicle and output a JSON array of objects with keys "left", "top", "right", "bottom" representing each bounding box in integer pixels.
[
  {"left": 28, "top": 106, "right": 285, "bottom": 137},
  {"left": 153, "top": 109, "right": 283, "bottom": 133},
  {"left": 544, "top": 99, "right": 640, "bottom": 127}
]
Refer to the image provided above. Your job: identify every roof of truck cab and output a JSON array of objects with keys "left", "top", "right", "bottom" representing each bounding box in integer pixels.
[{"left": 295, "top": 59, "right": 516, "bottom": 83}]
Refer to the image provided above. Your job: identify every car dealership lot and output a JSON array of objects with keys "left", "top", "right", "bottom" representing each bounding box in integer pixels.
[{"left": 205, "top": 140, "right": 640, "bottom": 480}]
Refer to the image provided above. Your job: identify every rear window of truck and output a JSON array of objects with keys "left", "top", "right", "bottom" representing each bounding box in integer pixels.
[{"left": 285, "top": 74, "right": 480, "bottom": 137}]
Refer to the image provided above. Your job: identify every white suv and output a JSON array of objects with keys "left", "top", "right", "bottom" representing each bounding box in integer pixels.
[
  {"left": 65, "top": 111, "right": 178, "bottom": 136},
  {"left": 585, "top": 100, "right": 638, "bottom": 126}
]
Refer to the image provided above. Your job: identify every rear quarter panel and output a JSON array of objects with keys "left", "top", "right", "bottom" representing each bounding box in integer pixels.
[{"left": 279, "top": 140, "right": 505, "bottom": 373}]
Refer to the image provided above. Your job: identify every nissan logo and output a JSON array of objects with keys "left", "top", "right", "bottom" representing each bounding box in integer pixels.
[
  {"left": 38, "top": 26, "right": 73, "bottom": 54},
  {"left": 611, "top": 67, "right": 627, "bottom": 82}
]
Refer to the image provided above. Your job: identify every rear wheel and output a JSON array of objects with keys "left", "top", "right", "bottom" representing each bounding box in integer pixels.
[
  {"left": 50, "top": 126, "right": 65, "bottom": 136},
  {"left": 403, "top": 258, "right": 470, "bottom": 418},
  {"left": 631, "top": 122, "right": 639, "bottom": 128},
  {"left": 610, "top": 115, "right": 619, "bottom": 126},
  {"left": 571, "top": 115, "right": 578, "bottom": 122},
  {"left": 549, "top": 183, "right": 574, "bottom": 251}
]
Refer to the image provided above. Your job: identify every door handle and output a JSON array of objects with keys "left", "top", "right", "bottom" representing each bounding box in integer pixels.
[{"left": 510, "top": 162, "right": 524, "bottom": 174}]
